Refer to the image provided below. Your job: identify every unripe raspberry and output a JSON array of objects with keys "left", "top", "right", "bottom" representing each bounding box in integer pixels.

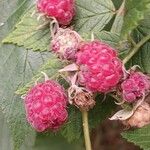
[
  {"left": 25, "top": 80, "right": 68, "bottom": 132},
  {"left": 51, "top": 28, "right": 81, "bottom": 60},
  {"left": 37, "top": 0, "right": 75, "bottom": 25},
  {"left": 76, "top": 41, "right": 123, "bottom": 92},
  {"left": 122, "top": 102, "right": 150, "bottom": 128},
  {"left": 121, "top": 71, "right": 150, "bottom": 103}
]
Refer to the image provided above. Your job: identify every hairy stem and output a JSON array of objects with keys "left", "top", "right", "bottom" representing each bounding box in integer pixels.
[
  {"left": 82, "top": 110, "right": 92, "bottom": 150},
  {"left": 123, "top": 34, "right": 150, "bottom": 64},
  {"left": 127, "top": 34, "right": 136, "bottom": 47}
]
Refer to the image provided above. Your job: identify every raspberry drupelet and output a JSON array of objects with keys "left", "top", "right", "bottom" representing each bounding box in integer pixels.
[{"left": 24, "top": 80, "right": 68, "bottom": 132}]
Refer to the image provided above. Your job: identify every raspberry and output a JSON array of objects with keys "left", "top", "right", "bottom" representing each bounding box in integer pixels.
[
  {"left": 76, "top": 41, "right": 123, "bottom": 92},
  {"left": 51, "top": 28, "right": 81, "bottom": 60},
  {"left": 122, "top": 102, "right": 150, "bottom": 128},
  {"left": 24, "top": 80, "right": 68, "bottom": 132},
  {"left": 121, "top": 71, "right": 150, "bottom": 103},
  {"left": 37, "top": 0, "right": 75, "bottom": 25}
]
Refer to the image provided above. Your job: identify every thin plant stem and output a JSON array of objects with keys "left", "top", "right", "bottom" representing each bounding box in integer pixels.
[
  {"left": 127, "top": 34, "right": 136, "bottom": 47},
  {"left": 81, "top": 110, "right": 92, "bottom": 150},
  {"left": 123, "top": 34, "right": 150, "bottom": 65}
]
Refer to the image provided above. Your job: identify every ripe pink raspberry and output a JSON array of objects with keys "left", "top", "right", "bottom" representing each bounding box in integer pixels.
[
  {"left": 122, "top": 102, "right": 150, "bottom": 128},
  {"left": 121, "top": 71, "right": 150, "bottom": 103},
  {"left": 37, "top": 0, "right": 75, "bottom": 25},
  {"left": 24, "top": 80, "right": 68, "bottom": 132},
  {"left": 76, "top": 41, "right": 123, "bottom": 92},
  {"left": 51, "top": 28, "right": 81, "bottom": 60}
]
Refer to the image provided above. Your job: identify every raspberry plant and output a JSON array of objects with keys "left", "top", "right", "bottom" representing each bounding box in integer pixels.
[{"left": 0, "top": 0, "right": 150, "bottom": 150}]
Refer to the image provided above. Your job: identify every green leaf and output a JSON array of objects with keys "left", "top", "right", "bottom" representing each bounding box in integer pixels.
[
  {"left": 0, "top": 111, "right": 13, "bottom": 150},
  {"left": 95, "top": 31, "right": 130, "bottom": 53},
  {"left": 33, "top": 133, "right": 84, "bottom": 150},
  {"left": 0, "top": 0, "right": 53, "bottom": 149},
  {"left": 111, "top": 0, "right": 125, "bottom": 34},
  {"left": 61, "top": 106, "right": 82, "bottom": 142},
  {"left": 95, "top": 31, "right": 120, "bottom": 48},
  {"left": 0, "top": 0, "right": 33, "bottom": 40},
  {"left": 16, "top": 54, "right": 64, "bottom": 95},
  {"left": 112, "top": 0, "right": 122, "bottom": 9},
  {"left": 89, "top": 95, "right": 116, "bottom": 128},
  {"left": 3, "top": 7, "right": 51, "bottom": 52},
  {"left": 121, "top": 0, "right": 150, "bottom": 36},
  {"left": 122, "top": 125, "right": 150, "bottom": 150},
  {"left": 127, "top": 14, "right": 150, "bottom": 73},
  {"left": 79, "top": 31, "right": 120, "bottom": 49},
  {"left": 75, "top": 0, "right": 116, "bottom": 33}
]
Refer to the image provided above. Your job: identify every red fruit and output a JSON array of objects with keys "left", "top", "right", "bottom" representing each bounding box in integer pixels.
[
  {"left": 37, "top": 0, "right": 75, "bottom": 25},
  {"left": 122, "top": 102, "right": 150, "bottom": 128},
  {"left": 76, "top": 41, "right": 123, "bottom": 92},
  {"left": 51, "top": 28, "right": 81, "bottom": 60},
  {"left": 25, "top": 80, "right": 68, "bottom": 132},
  {"left": 121, "top": 71, "right": 150, "bottom": 103}
]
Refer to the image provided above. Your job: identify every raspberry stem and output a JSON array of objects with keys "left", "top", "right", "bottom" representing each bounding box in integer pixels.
[
  {"left": 81, "top": 110, "right": 92, "bottom": 150},
  {"left": 123, "top": 34, "right": 150, "bottom": 64}
]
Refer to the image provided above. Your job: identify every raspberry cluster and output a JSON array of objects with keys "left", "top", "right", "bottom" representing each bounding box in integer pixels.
[
  {"left": 76, "top": 41, "right": 123, "bottom": 92},
  {"left": 25, "top": 80, "right": 68, "bottom": 132},
  {"left": 37, "top": 0, "right": 75, "bottom": 25},
  {"left": 24, "top": 0, "right": 150, "bottom": 133},
  {"left": 121, "top": 71, "right": 150, "bottom": 103}
]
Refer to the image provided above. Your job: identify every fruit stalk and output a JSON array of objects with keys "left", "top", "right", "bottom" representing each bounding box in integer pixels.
[
  {"left": 82, "top": 110, "right": 92, "bottom": 150},
  {"left": 123, "top": 34, "right": 150, "bottom": 64}
]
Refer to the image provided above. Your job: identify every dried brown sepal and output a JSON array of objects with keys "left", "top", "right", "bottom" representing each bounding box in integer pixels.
[
  {"left": 122, "top": 102, "right": 150, "bottom": 128},
  {"left": 68, "top": 84, "right": 95, "bottom": 111},
  {"left": 74, "top": 91, "right": 95, "bottom": 111}
]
